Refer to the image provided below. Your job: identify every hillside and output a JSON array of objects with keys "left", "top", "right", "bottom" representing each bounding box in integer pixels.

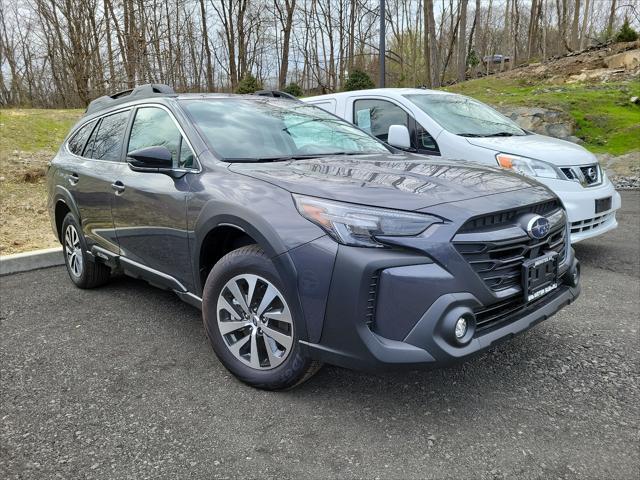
[
  {"left": 0, "top": 109, "right": 83, "bottom": 254},
  {"left": 445, "top": 41, "right": 640, "bottom": 156}
]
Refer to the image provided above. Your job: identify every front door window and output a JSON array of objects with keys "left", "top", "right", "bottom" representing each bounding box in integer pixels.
[{"left": 353, "top": 99, "right": 409, "bottom": 143}]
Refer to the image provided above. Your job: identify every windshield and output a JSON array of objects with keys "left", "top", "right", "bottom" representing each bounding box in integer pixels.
[
  {"left": 181, "top": 98, "right": 390, "bottom": 161},
  {"left": 404, "top": 93, "right": 526, "bottom": 137}
]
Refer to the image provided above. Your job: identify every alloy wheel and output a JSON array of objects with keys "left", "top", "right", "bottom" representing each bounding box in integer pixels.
[
  {"left": 216, "top": 274, "right": 294, "bottom": 370},
  {"left": 64, "top": 224, "right": 83, "bottom": 278}
]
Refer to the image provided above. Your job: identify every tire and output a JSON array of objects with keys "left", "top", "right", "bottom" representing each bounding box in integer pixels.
[
  {"left": 202, "top": 245, "right": 322, "bottom": 390},
  {"left": 61, "top": 213, "right": 111, "bottom": 289}
]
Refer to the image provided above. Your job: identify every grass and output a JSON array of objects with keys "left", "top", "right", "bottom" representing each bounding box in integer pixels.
[
  {"left": 0, "top": 109, "right": 83, "bottom": 153},
  {"left": 444, "top": 78, "right": 640, "bottom": 155},
  {"left": 0, "top": 109, "right": 83, "bottom": 254}
]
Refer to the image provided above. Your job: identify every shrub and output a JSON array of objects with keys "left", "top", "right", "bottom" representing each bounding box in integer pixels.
[
  {"left": 344, "top": 69, "right": 375, "bottom": 91},
  {"left": 283, "top": 82, "right": 303, "bottom": 97},
  {"left": 615, "top": 17, "right": 638, "bottom": 42},
  {"left": 236, "top": 74, "right": 261, "bottom": 94},
  {"left": 467, "top": 49, "right": 480, "bottom": 68}
]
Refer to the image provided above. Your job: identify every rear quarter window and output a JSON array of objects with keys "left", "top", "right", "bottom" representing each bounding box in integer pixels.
[{"left": 67, "top": 120, "right": 97, "bottom": 156}]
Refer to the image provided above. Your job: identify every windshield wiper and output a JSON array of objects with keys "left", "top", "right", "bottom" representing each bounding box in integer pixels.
[
  {"left": 458, "top": 132, "right": 521, "bottom": 138},
  {"left": 225, "top": 152, "right": 380, "bottom": 163},
  {"left": 485, "top": 132, "right": 518, "bottom": 137},
  {"left": 225, "top": 154, "right": 332, "bottom": 163}
]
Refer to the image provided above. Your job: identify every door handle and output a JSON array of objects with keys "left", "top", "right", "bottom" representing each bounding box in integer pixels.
[
  {"left": 111, "top": 181, "right": 125, "bottom": 193},
  {"left": 67, "top": 172, "right": 79, "bottom": 185}
]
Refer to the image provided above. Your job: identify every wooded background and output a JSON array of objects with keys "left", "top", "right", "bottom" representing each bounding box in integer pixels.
[{"left": 1, "top": 0, "right": 638, "bottom": 107}]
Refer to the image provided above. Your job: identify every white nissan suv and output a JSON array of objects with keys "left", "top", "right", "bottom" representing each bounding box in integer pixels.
[{"left": 303, "top": 88, "right": 621, "bottom": 243}]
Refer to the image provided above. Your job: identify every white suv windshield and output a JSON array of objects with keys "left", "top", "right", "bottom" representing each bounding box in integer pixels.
[
  {"left": 404, "top": 94, "right": 526, "bottom": 137},
  {"left": 181, "top": 98, "right": 390, "bottom": 161}
]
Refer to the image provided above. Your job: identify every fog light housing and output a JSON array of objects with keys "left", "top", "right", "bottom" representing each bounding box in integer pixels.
[
  {"left": 442, "top": 308, "right": 476, "bottom": 346},
  {"left": 455, "top": 317, "right": 468, "bottom": 340}
]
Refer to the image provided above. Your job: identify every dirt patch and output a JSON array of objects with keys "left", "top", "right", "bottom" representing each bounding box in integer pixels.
[
  {"left": 494, "top": 40, "right": 640, "bottom": 83},
  {"left": 0, "top": 150, "right": 58, "bottom": 255}
]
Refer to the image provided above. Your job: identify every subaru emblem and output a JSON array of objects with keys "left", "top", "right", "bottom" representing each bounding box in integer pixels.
[{"left": 526, "top": 215, "right": 551, "bottom": 240}]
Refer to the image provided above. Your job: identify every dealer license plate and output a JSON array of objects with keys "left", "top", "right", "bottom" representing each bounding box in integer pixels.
[{"left": 522, "top": 252, "right": 559, "bottom": 302}]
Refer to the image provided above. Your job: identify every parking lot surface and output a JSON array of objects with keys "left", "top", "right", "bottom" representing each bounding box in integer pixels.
[{"left": 1, "top": 191, "right": 638, "bottom": 479}]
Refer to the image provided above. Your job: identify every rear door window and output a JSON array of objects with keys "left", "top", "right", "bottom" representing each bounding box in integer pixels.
[
  {"left": 89, "top": 110, "right": 131, "bottom": 161},
  {"left": 68, "top": 120, "right": 97, "bottom": 156}
]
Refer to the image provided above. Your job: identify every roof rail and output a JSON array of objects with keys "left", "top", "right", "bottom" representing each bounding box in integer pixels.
[
  {"left": 253, "top": 90, "right": 300, "bottom": 101},
  {"left": 85, "top": 84, "right": 176, "bottom": 115}
]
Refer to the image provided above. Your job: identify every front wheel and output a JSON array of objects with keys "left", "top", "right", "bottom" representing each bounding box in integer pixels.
[{"left": 202, "top": 245, "right": 321, "bottom": 390}]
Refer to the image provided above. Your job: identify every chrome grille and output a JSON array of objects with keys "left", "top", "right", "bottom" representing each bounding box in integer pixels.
[{"left": 560, "top": 164, "right": 602, "bottom": 187}]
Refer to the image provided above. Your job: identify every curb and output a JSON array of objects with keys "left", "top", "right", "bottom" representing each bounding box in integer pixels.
[{"left": 0, "top": 247, "right": 64, "bottom": 276}]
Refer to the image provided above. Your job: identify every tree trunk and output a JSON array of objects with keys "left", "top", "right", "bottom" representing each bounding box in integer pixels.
[
  {"left": 457, "top": 0, "right": 468, "bottom": 81},
  {"left": 425, "top": 0, "right": 440, "bottom": 87},
  {"left": 580, "top": 0, "right": 591, "bottom": 49},
  {"left": 277, "top": 0, "right": 296, "bottom": 89},
  {"left": 199, "top": 0, "right": 214, "bottom": 90},
  {"left": 606, "top": 0, "right": 617, "bottom": 38},
  {"left": 570, "top": 0, "right": 581, "bottom": 50}
]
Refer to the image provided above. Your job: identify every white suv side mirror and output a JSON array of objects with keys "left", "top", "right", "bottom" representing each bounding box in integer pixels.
[{"left": 387, "top": 125, "right": 411, "bottom": 149}]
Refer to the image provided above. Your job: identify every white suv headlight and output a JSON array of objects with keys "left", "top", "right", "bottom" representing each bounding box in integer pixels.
[
  {"left": 496, "top": 153, "right": 562, "bottom": 179},
  {"left": 293, "top": 194, "right": 442, "bottom": 247}
]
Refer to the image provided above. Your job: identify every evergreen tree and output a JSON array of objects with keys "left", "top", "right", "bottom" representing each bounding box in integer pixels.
[
  {"left": 344, "top": 70, "right": 375, "bottom": 91},
  {"left": 236, "top": 74, "right": 261, "bottom": 94}
]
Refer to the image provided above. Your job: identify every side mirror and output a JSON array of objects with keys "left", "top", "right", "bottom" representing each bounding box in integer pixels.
[
  {"left": 127, "top": 146, "right": 173, "bottom": 170},
  {"left": 387, "top": 125, "right": 411, "bottom": 149}
]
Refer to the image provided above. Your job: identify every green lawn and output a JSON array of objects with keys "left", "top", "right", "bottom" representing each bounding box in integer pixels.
[
  {"left": 0, "top": 109, "right": 83, "bottom": 154},
  {"left": 444, "top": 78, "right": 640, "bottom": 155}
]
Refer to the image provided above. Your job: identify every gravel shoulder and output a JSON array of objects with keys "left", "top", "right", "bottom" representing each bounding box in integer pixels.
[{"left": 1, "top": 192, "right": 638, "bottom": 480}]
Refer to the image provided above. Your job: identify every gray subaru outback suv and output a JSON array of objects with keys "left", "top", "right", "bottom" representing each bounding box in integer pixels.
[{"left": 47, "top": 84, "right": 581, "bottom": 389}]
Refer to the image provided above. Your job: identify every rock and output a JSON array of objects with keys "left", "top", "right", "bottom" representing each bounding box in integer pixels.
[
  {"left": 566, "top": 135, "right": 584, "bottom": 145},
  {"left": 495, "top": 105, "right": 575, "bottom": 140},
  {"left": 596, "top": 151, "right": 640, "bottom": 190},
  {"left": 604, "top": 50, "right": 640, "bottom": 70},
  {"left": 547, "top": 123, "right": 573, "bottom": 139},
  {"left": 631, "top": 96, "right": 639, "bottom": 104}
]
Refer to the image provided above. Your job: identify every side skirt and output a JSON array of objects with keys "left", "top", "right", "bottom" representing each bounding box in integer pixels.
[{"left": 90, "top": 246, "right": 203, "bottom": 310}]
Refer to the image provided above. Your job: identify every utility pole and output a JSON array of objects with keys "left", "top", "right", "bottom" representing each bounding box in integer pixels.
[{"left": 379, "top": 0, "right": 385, "bottom": 88}]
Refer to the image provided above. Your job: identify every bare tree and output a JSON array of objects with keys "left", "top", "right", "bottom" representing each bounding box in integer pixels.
[{"left": 456, "top": 0, "right": 468, "bottom": 81}]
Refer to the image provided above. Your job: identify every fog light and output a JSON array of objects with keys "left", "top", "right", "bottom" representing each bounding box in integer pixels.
[{"left": 455, "top": 317, "right": 468, "bottom": 339}]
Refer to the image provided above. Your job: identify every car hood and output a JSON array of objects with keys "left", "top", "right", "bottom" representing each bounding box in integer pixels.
[
  {"left": 464, "top": 133, "right": 597, "bottom": 166},
  {"left": 228, "top": 153, "right": 545, "bottom": 211}
]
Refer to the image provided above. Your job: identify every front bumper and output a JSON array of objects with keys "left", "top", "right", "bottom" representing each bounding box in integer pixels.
[
  {"left": 537, "top": 176, "right": 621, "bottom": 243},
  {"left": 299, "top": 241, "right": 580, "bottom": 372}
]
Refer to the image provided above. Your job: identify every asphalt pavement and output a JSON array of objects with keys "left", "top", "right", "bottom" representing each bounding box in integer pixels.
[{"left": 1, "top": 191, "right": 638, "bottom": 480}]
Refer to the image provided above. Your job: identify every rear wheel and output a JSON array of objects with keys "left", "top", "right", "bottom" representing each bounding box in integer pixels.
[
  {"left": 61, "top": 213, "right": 110, "bottom": 289},
  {"left": 202, "top": 245, "right": 321, "bottom": 390}
]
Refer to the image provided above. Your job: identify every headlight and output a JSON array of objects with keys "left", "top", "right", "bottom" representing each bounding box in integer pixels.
[
  {"left": 496, "top": 153, "right": 562, "bottom": 179},
  {"left": 293, "top": 194, "right": 442, "bottom": 247}
]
